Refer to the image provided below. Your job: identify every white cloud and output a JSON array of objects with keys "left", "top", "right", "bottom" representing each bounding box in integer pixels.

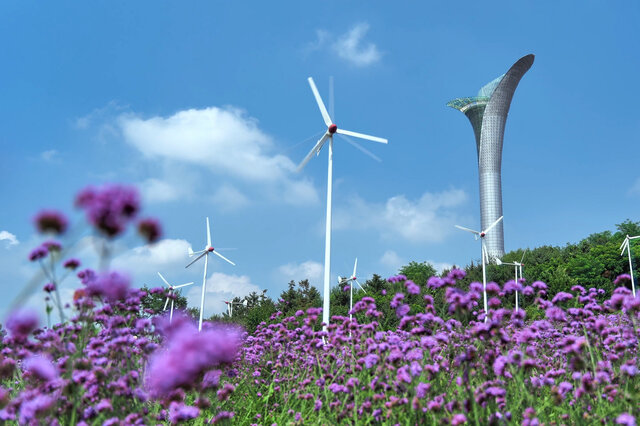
[
  {"left": 185, "top": 272, "right": 260, "bottom": 316},
  {"left": 277, "top": 260, "right": 323, "bottom": 286},
  {"left": 117, "top": 107, "right": 318, "bottom": 206},
  {"left": 40, "top": 150, "right": 59, "bottom": 162},
  {"left": 139, "top": 178, "right": 183, "bottom": 203},
  {"left": 629, "top": 177, "right": 640, "bottom": 196},
  {"left": 333, "top": 23, "right": 381, "bottom": 67},
  {"left": 112, "top": 239, "right": 192, "bottom": 279},
  {"left": 0, "top": 231, "right": 19, "bottom": 248},
  {"left": 380, "top": 250, "right": 404, "bottom": 270},
  {"left": 212, "top": 184, "right": 251, "bottom": 211},
  {"left": 334, "top": 189, "right": 469, "bottom": 243},
  {"left": 428, "top": 260, "right": 453, "bottom": 275}
]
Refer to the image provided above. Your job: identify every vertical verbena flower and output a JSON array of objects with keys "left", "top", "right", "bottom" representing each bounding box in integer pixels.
[
  {"left": 614, "top": 274, "right": 632, "bottom": 286},
  {"left": 451, "top": 414, "right": 467, "bottom": 425},
  {"left": 405, "top": 280, "right": 420, "bottom": 295},
  {"left": 6, "top": 309, "right": 39, "bottom": 339},
  {"left": 85, "top": 271, "right": 131, "bottom": 302},
  {"left": 211, "top": 411, "right": 234, "bottom": 424},
  {"left": 34, "top": 210, "right": 68, "bottom": 234},
  {"left": 76, "top": 184, "right": 140, "bottom": 238},
  {"left": 43, "top": 283, "right": 56, "bottom": 293},
  {"left": 137, "top": 218, "right": 162, "bottom": 244},
  {"left": 616, "top": 413, "right": 636, "bottom": 426},
  {"left": 23, "top": 355, "right": 59, "bottom": 382},
  {"left": 168, "top": 402, "right": 200, "bottom": 423},
  {"left": 146, "top": 321, "right": 241, "bottom": 398},
  {"left": 552, "top": 292, "right": 573, "bottom": 304},
  {"left": 63, "top": 258, "right": 81, "bottom": 270},
  {"left": 41, "top": 240, "right": 62, "bottom": 253},
  {"left": 28, "top": 246, "right": 48, "bottom": 262},
  {"left": 18, "top": 394, "right": 55, "bottom": 424}
]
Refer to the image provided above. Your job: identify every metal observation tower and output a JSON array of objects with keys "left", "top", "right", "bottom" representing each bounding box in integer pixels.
[{"left": 448, "top": 54, "right": 534, "bottom": 259}]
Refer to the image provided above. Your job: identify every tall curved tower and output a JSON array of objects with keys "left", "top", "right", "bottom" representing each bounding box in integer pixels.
[{"left": 448, "top": 54, "right": 534, "bottom": 259}]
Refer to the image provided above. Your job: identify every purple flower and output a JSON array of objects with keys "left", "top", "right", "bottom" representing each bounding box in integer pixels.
[
  {"left": 34, "top": 210, "right": 68, "bottom": 234},
  {"left": 168, "top": 402, "right": 200, "bottom": 423},
  {"left": 41, "top": 240, "right": 62, "bottom": 252},
  {"left": 23, "top": 355, "right": 58, "bottom": 382},
  {"left": 415, "top": 382, "right": 430, "bottom": 398},
  {"left": 211, "top": 411, "right": 234, "bottom": 424},
  {"left": 614, "top": 274, "right": 632, "bottom": 285},
  {"left": 18, "top": 394, "right": 55, "bottom": 423},
  {"left": 616, "top": 413, "right": 636, "bottom": 426},
  {"left": 85, "top": 271, "right": 131, "bottom": 302},
  {"left": 43, "top": 282, "right": 56, "bottom": 293},
  {"left": 76, "top": 184, "right": 140, "bottom": 237},
  {"left": 314, "top": 399, "right": 322, "bottom": 411},
  {"left": 138, "top": 218, "right": 162, "bottom": 244},
  {"left": 63, "top": 258, "right": 81, "bottom": 269},
  {"left": 363, "top": 354, "right": 379, "bottom": 369},
  {"left": 552, "top": 292, "right": 573, "bottom": 304},
  {"left": 396, "top": 304, "right": 410, "bottom": 318},
  {"left": 28, "top": 246, "right": 48, "bottom": 262},
  {"left": 146, "top": 321, "right": 241, "bottom": 398},
  {"left": 405, "top": 280, "right": 420, "bottom": 295},
  {"left": 532, "top": 281, "right": 547, "bottom": 291},
  {"left": 451, "top": 414, "right": 467, "bottom": 425},
  {"left": 486, "top": 282, "right": 501, "bottom": 294},
  {"left": 6, "top": 309, "right": 39, "bottom": 339}
]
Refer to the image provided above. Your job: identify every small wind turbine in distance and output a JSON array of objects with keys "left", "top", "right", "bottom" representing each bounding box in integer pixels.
[
  {"left": 185, "top": 217, "right": 236, "bottom": 331},
  {"left": 298, "top": 77, "right": 387, "bottom": 331},
  {"left": 157, "top": 272, "right": 194, "bottom": 323},
  {"left": 455, "top": 215, "right": 504, "bottom": 322},
  {"left": 337, "top": 258, "right": 367, "bottom": 322},
  {"left": 620, "top": 235, "right": 640, "bottom": 297},
  {"left": 224, "top": 299, "right": 248, "bottom": 318},
  {"left": 495, "top": 258, "right": 520, "bottom": 312}
]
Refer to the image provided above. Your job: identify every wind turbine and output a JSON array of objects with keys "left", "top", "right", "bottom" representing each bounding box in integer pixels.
[
  {"left": 157, "top": 272, "right": 194, "bottom": 323},
  {"left": 620, "top": 235, "right": 640, "bottom": 297},
  {"left": 185, "top": 217, "right": 236, "bottom": 331},
  {"left": 455, "top": 215, "right": 503, "bottom": 322},
  {"left": 298, "top": 77, "right": 387, "bottom": 330},
  {"left": 338, "top": 258, "right": 367, "bottom": 322},
  {"left": 224, "top": 299, "right": 248, "bottom": 318},
  {"left": 495, "top": 258, "right": 520, "bottom": 312}
]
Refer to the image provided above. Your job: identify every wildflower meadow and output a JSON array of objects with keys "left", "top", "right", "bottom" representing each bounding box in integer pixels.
[{"left": 1, "top": 185, "right": 639, "bottom": 425}]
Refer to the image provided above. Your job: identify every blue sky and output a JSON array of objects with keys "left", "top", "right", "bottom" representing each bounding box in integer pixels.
[{"left": 2, "top": 1, "right": 639, "bottom": 319}]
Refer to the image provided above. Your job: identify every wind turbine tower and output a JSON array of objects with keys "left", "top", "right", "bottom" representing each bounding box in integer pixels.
[{"left": 448, "top": 54, "right": 534, "bottom": 259}]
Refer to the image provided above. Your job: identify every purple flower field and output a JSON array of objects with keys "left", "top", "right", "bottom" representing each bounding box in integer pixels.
[{"left": 2, "top": 185, "right": 639, "bottom": 424}]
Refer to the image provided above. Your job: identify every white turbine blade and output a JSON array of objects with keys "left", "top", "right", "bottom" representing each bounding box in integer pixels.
[
  {"left": 188, "top": 247, "right": 194, "bottom": 257},
  {"left": 297, "top": 133, "right": 329, "bottom": 172},
  {"left": 482, "top": 244, "right": 490, "bottom": 263},
  {"left": 336, "top": 128, "right": 387, "bottom": 144},
  {"left": 157, "top": 272, "right": 171, "bottom": 288},
  {"left": 338, "top": 134, "right": 382, "bottom": 162},
  {"left": 352, "top": 258, "right": 358, "bottom": 279},
  {"left": 163, "top": 296, "right": 170, "bottom": 311},
  {"left": 630, "top": 236, "right": 640, "bottom": 240},
  {"left": 329, "top": 75, "right": 334, "bottom": 119},
  {"left": 496, "top": 258, "right": 503, "bottom": 265},
  {"left": 185, "top": 251, "right": 207, "bottom": 268},
  {"left": 520, "top": 249, "right": 527, "bottom": 264},
  {"left": 455, "top": 225, "right": 480, "bottom": 235},
  {"left": 213, "top": 250, "right": 236, "bottom": 266},
  {"left": 620, "top": 237, "right": 629, "bottom": 251},
  {"left": 206, "top": 217, "right": 212, "bottom": 248},
  {"left": 621, "top": 240, "right": 629, "bottom": 256},
  {"left": 483, "top": 216, "right": 504, "bottom": 235},
  {"left": 308, "top": 77, "right": 332, "bottom": 126},
  {"left": 173, "top": 282, "right": 195, "bottom": 289},
  {"left": 189, "top": 248, "right": 205, "bottom": 257},
  {"left": 355, "top": 279, "right": 366, "bottom": 293}
]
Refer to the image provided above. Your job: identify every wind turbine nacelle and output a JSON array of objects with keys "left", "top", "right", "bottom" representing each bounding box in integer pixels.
[{"left": 328, "top": 124, "right": 338, "bottom": 134}]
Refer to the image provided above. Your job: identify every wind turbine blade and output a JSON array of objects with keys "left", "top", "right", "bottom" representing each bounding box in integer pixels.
[
  {"left": 329, "top": 76, "right": 334, "bottom": 119},
  {"left": 621, "top": 240, "right": 629, "bottom": 256},
  {"left": 163, "top": 296, "right": 170, "bottom": 311},
  {"left": 157, "top": 272, "right": 171, "bottom": 287},
  {"left": 336, "top": 128, "right": 387, "bottom": 144},
  {"left": 355, "top": 279, "right": 366, "bottom": 293},
  {"left": 308, "top": 77, "right": 332, "bottom": 126},
  {"left": 482, "top": 244, "right": 490, "bottom": 263},
  {"left": 206, "top": 217, "right": 212, "bottom": 248},
  {"left": 620, "top": 237, "right": 629, "bottom": 251},
  {"left": 297, "top": 133, "right": 329, "bottom": 172},
  {"left": 338, "top": 134, "right": 382, "bottom": 162},
  {"left": 630, "top": 236, "right": 640, "bottom": 240},
  {"left": 483, "top": 216, "right": 504, "bottom": 234},
  {"left": 520, "top": 249, "right": 527, "bottom": 264},
  {"left": 496, "top": 258, "right": 503, "bottom": 265},
  {"left": 185, "top": 251, "right": 207, "bottom": 268},
  {"left": 173, "top": 282, "right": 195, "bottom": 289},
  {"left": 352, "top": 258, "right": 358, "bottom": 279},
  {"left": 455, "top": 225, "right": 480, "bottom": 235},
  {"left": 213, "top": 250, "right": 236, "bottom": 266}
]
